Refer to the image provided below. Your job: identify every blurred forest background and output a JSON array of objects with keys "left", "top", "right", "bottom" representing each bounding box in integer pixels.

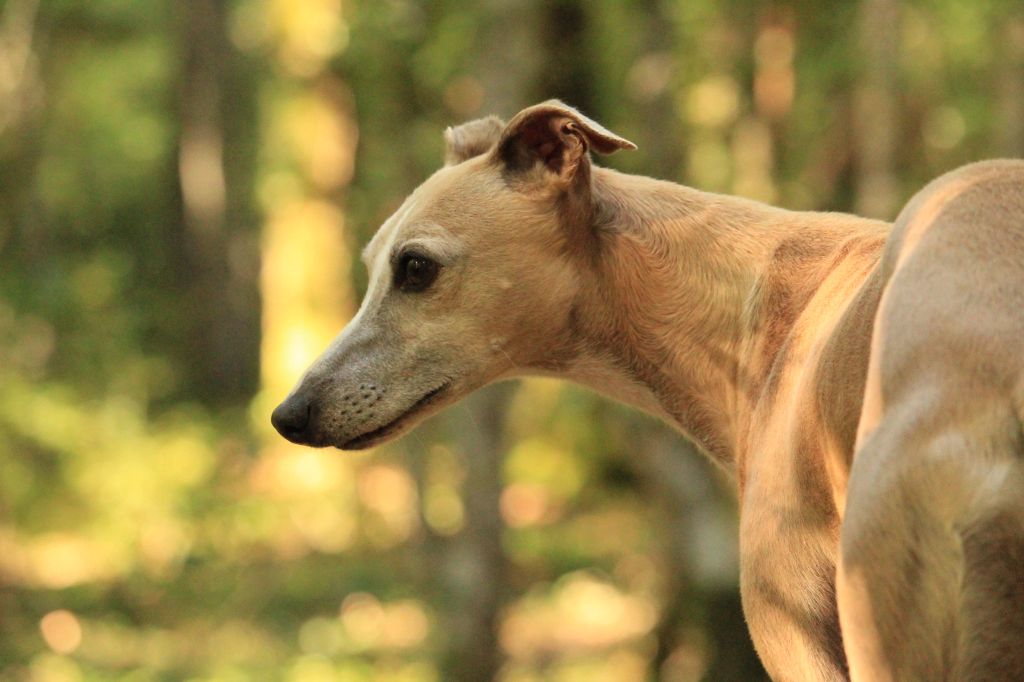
[{"left": 0, "top": 0, "right": 1022, "bottom": 680}]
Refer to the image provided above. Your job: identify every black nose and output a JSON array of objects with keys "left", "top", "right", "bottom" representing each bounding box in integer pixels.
[{"left": 271, "top": 395, "right": 312, "bottom": 443}]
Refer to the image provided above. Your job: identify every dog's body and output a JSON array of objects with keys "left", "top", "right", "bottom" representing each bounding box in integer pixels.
[
  {"left": 272, "top": 102, "right": 1024, "bottom": 680},
  {"left": 839, "top": 160, "right": 1024, "bottom": 681}
]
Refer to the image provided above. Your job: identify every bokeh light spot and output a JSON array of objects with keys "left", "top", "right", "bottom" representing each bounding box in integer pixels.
[{"left": 40, "top": 609, "right": 82, "bottom": 655}]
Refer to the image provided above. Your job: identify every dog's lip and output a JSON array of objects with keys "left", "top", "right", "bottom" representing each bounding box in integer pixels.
[{"left": 338, "top": 380, "right": 451, "bottom": 450}]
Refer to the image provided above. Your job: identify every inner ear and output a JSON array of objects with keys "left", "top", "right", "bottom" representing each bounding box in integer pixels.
[
  {"left": 495, "top": 100, "right": 636, "bottom": 183},
  {"left": 444, "top": 116, "right": 505, "bottom": 165},
  {"left": 511, "top": 116, "right": 584, "bottom": 175}
]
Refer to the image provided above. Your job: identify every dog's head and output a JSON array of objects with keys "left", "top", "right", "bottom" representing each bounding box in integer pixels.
[{"left": 271, "top": 101, "right": 635, "bottom": 449}]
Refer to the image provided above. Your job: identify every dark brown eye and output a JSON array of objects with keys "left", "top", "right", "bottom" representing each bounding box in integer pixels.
[{"left": 395, "top": 252, "right": 440, "bottom": 292}]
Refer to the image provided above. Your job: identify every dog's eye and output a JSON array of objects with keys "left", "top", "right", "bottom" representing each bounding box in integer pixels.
[{"left": 395, "top": 252, "right": 440, "bottom": 292}]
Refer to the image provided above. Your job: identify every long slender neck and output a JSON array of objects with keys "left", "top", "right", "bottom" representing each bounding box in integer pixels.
[{"left": 566, "top": 167, "right": 886, "bottom": 471}]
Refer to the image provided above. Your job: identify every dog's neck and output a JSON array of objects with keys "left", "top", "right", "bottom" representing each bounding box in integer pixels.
[{"left": 562, "top": 166, "right": 887, "bottom": 471}]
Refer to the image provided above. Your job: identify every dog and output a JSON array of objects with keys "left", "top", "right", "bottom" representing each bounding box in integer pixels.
[{"left": 272, "top": 100, "right": 1024, "bottom": 680}]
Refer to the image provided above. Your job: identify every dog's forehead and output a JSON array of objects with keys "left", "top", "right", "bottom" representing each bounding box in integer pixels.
[
  {"left": 361, "top": 193, "right": 417, "bottom": 269},
  {"left": 361, "top": 162, "right": 492, "bottom": 268}
]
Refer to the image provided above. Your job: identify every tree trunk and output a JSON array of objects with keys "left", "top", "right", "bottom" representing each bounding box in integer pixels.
[
  {"left": 445, "top": 384, "right": 515, "bottom": 682},
  {"left": 177, "top": 0, "right": 259, "bottom": 404},
  {"left": 634, "top": 0, "right": 685, "bottom": 180},
  {"left": 535, "top": 0, "right": 592, "bottom": 109},
  {"left": 853, "top": 0, "right": 900, "bottom": 219}
]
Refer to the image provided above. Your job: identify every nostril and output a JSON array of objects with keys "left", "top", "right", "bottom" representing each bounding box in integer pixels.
[{"left": 271, "top": 397, "right": 311, "bottom": 441}]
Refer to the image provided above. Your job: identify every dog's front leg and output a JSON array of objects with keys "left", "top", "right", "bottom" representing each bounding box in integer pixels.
[{"left": 740, "top": 514, "right": 849, "bottom": 681}]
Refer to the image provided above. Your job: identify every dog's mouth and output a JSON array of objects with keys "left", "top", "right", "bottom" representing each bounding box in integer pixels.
[{"left": 339, "top": 380, "right": 451, "bottom": 450}]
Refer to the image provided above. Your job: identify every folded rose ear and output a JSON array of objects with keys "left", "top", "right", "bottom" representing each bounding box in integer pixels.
[
  {"left": 496, "top": 100, "right": 636, "bottom": 183},
  {"left": 443, "top": 115, "right": 506, "bottom": 165}
]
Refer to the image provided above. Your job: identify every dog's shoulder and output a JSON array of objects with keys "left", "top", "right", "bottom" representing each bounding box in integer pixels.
[{"left": 882, "top": 160, "right": 1024, "bottom": 279}]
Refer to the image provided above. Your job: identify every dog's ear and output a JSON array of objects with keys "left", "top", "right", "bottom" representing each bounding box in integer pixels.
[
  {"left": 495, "top": 100, "right": 636, "bottom": 184},
  {"left": 444, "top": 115, "right": 506, "bottom": 165}
]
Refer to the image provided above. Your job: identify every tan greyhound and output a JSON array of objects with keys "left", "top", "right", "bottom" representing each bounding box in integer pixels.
[{"left": 271, "top": 101, "right": 1024, "bottom": 681}]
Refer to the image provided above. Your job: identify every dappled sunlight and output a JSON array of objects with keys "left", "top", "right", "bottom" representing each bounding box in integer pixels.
[
  {"left": 504, "top": 438, "right": 585, "bottom": 501},
  {"left": 268, "top": 0, "right": 349, "bottom": 77},
  {"left": 732, "top": 118, "right": 777, "bottom": 203},
  {"left": 276, "top": 92, "right": 358, "bottom": 191},
  {"left": 501, "top": 482, "right": 561, "bottom": 528},
  {"left": 504, "top": 378, "right": 573, "bottom": 439},
  {"left": 72, "top": 617, "right": 284, "bottom": 674},
  {"left": 500, "top": 570, "right": 659, "bottom": 660},
  {"left": 38, "top": 610, "right": 81, "bottom": 656},
  {"left": 358, "top": 464, "right": 419, "bottom": 547},
  {"left": 257, "top": 0, "right": 356, "bottom": 407},
  {"left": 685, "top": 75, "right": 741, "bottom": 130},
  {"left": 338, "top": 593, "right": 431, "bottom": 651},
  {"left": 179, "top": 120, "right": 226, "bottom": 227},
  {"left": 289, "top": 495, "right": 358, "bottom": 554},
  {"left": 421, "top": 444, "right": 466, "bottom": 535},
  {"left": 251, "top": 443, "right": 352, "bottom": 496},
  {"left": 687, "top": 132, "right": 733, "bottom": 191},
  {"left": 245, "top": 444, "right": 359, "bottom": 554},
  {"left": 259, "top": 198, "right": 353, "bottom": 399},
  {"left": 754, "top": 23, "right": 795, "bottom": 120},
  {"left": 9, "top": 533, "right": 121, "bottom": 589},
  {"left": 25, "top": 654, "right": 83, "bottom": 682},
  {"left": 0, "top": 365, "right": 219, "bottom": 589},
  {"left": 137, "top": 517, "right": 191, "bottom": 578}
]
